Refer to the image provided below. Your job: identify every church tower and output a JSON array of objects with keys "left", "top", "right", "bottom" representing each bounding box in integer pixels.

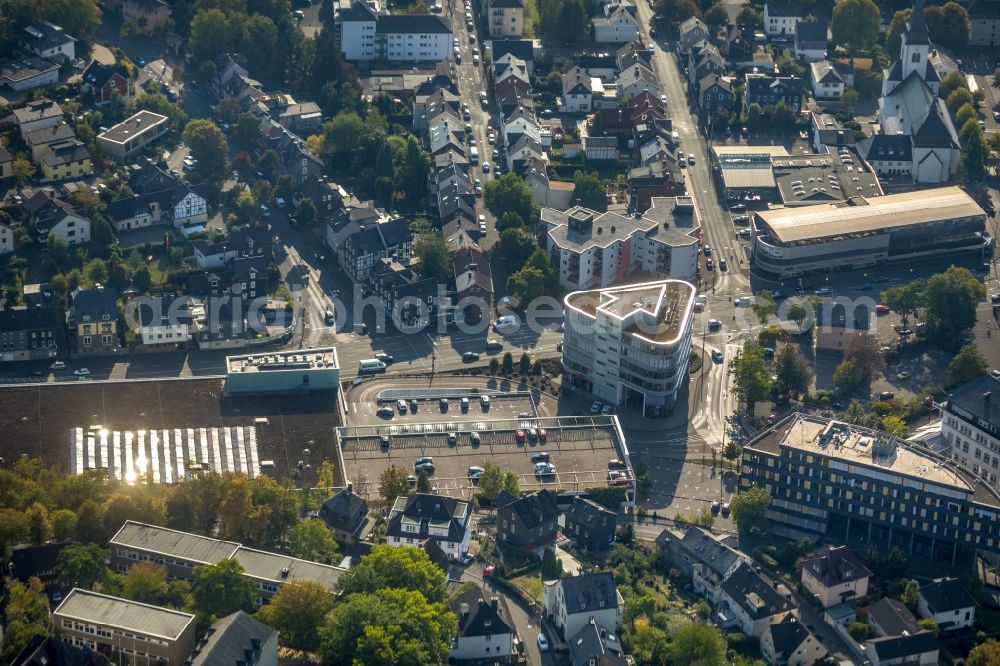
[{"left": 899, "top": 0, "right": 930, "bottom": 81}]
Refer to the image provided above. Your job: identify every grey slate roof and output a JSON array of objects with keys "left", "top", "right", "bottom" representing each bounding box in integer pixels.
[
  {"left": 567, "top": 619, "right": 626, "bottom": 666},
  {"left": 318, "top": 486, "right": 369, "bottom": 534},
  {"left": 12, "top": 635, "right": 110, "bottom": 666},
  {"left": 919, "top": 578, "right": 977, "bottom": 614},
  {"left": 54, "top": 589, "right": 195, "bottom": 640},
  {"left": 795, "top": 20, "right": 828, "bottom": 47},
  {"left": 559, "top": 572, "right": 619, "bottom": 615},
  {"left": 186, "top": 611, "right": 278, "bottom": 666},
  {"left": 72, "top": 288, "right": 118, "bottom": 324},
  {"left": 867, "top": 632, "right": 938, "bottom": 661},
  {"left": 766, "top": 613, "right": 809, "bottom": 662},
  {"left": 110, "top": 521, "right": 239, "bottom": 564},
  {"left": 800, "top": 546, "right": 871, "bottom": 588},
  {"left": 678, "top": 526, "right": 744, "bottom": 577},
  {"left": 451, "top": 588, "right": 514, "bottom": 638},
  {"left": 860, "top": 133, "right": 913, "bottom": 163},
  {"left": 0, "top": 305, "right": 57, "bottom": 334},
  {"left": 947, "top": 374, "right": 1000, "bottom": 428},
  {"left": 565, "top": 497, "right": 616, "bottom": 525},
  {"left": 720, "top": 563, "right": 793, "bottom": 620},
  {"left": 766, "top": 0, "right": 801, "bottom": 17},
  {"left": 500, "top": 490, "right": 560, "bottom": 529},
  {"left": 869, "top": 598, "right": 920, "bottom": 637},
  {"left": 386, "top": 493, "right": 470, "bottom": 544},
  {"left": 377, "top": 14, "right": 452, "bottom": 33}
]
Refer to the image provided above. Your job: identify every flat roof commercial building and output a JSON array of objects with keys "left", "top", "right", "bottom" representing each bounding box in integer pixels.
[
  {"left": 225, "top": 347, "right": 340, "bottom": 394},
  {"left": 563, "top": 279, "right": 695, "bottom": 418},
  {"left": 110, "top": 521, "right": 344, "bottom": 605},
  {"left": 97, "top": 110, "right": 169, "bottom": 161},
  {"left": 751, "top": 186, "right": 987, "bottom": 277},
  {"left": 740, "top": 414, "right": 1000, "bottom": 568},
  {"left": 53, "top": 588, "right": 196, "bottom": 665}
]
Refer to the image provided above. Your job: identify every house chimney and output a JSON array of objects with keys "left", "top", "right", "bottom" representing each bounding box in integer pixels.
[
  {"left": 491, "top": 596, "right": 499, "bottom": 610},
  {"left": 347, "top": 482, "right": 353, "bottom": 493}
]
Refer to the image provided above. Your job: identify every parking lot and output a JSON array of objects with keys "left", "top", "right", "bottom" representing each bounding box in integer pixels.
[
  {"left": 338, "top": 414, "right": 630, "bottom": 500},
  {"left": 346, "top": 391, "right": 539, "bottom": 428}
]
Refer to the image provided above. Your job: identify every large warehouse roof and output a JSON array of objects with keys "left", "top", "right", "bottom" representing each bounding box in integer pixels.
[{"left": 756, "top": 186, "right": 984, "bottom": 244}]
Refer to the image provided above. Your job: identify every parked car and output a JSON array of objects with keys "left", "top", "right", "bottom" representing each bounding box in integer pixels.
[
  {"left": 463, "top": 351, "right": 481, "bottom": 362},
  {"left": 396, "top": 399, "right": 408, "bottom": 413},
  {"left": 531, "top": 452, "right": 550, "bottom": 463},
  {"left": 375, "top": 352, "right": 394, "bottom": 364},
  {"left": 376, "top": 406, "right": 394, "bottom": 418},
  {"left": 608, "top": 459, "right": 627, "bottom": 470},
  {"left": 415, "top": 462, "right": 435, "bottom": 475},
  {"left": 589, "top": 401, "right": 603, "bottom": 414},
  {"left": 74, "top": 368, "right": 90, "bottom": 376},
  {"left": 50, "top": 361, "right": 66, "bottom": 370}
]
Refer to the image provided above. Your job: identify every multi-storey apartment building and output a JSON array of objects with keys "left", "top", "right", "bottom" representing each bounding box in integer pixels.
[
  {"left": 562, "top": 279, "right": 695, "bottom": 417},
  {"left": 942, "top": 374, "right": 1000, "bottom": 487},
  {"left": 385, "top": 493, "right": 472, "bottom": 560},
  {"left": 740, "top": 414, "right": 1000, "bottom": 568},
  {"left": 544, "top": 198, "right": 701, "bottom": 290},
  {"left": 340, "top": 3, "right": 453, "bottom": 61},
  {"left": 488, "top": 0, "right": 524, "bottom": 38}
]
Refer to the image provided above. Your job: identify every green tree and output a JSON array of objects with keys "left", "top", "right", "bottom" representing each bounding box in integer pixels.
[
  {"left": 900, "top": 579, "right": 920, "bottom": 610},
  {"left": 378, "top": 464, "right": 411, "bottom": 504},
  {"left": 950, "top": 344, "right": 989, "bottom": 384},
  {"left": 729, "top": 486, "right": 770, "bottom": 531},
  {"left": 123, "top": 561, "right": 169, "bottom": 605},
  {"left": 133, "top": 265, "right": 153, "bottom": 292},
  {"left": 477, "top": 462, "right": 510, "bottom": 503},
  {"left": 483, "top": 173, "right": 535, "bottom": 224},
  {"left": 541, "top": 545, "right": 563, "bottom": 579},
  {"left": 396, "top": 135, "right": 431, "bottom": 200},
  {"left": 848, "top": 622, "right": 874, "bottom": 641},
  {"left": 844, "top": 334, "right": 885, "bottom": 382},
  {"left": 925, "top": 1, "right": 971, "bottom": 51},
  {"left": 192, "top": 558, "right": 255, "bottom": 619},
  {"left": 750, "top": 290, "right": 776, "bottom": 326},
  {"left": 703, "top": 2, "right": 729, "bottom": 29},
  {"left": 940, "top": 69, "right": 970, "bottom": 101},
  {"left": 183, "top": 119, "right": 230, "bottom": 182},
  {"left": 50, "top": 508, "right": 78, "bottom": 541},
  {"left": 736, "top": 5, "right": 761, "bottom": 30},
  {"left": 57, "top": 543, "right": 110, "bottom": 590},
  {"left": 25, "top": 502, "right": 50, "bottom": 544},
  {"left": 416, "top": 470, "right": 432, "bottom": 493},
  {"left": 90, "top": 216, "right": 116, "bottom": 251},
  {"left": 786, "top": 302, "right": 809, "bottom": 328},
  {"left": 656, "top": 0, "right": 701, "bottom": 24},
  {"left": 572, "top": 171, "right": 607, "bottom": 211},
  {"left": 412, "top": 231, "right": 451, "bottom": 282},
  {"left": 496, "top": 227, "right": 537, "bottom": 266},
  {"left": 256, "top": 581, "right": 335, "bottom": 652},
  {"left": 289, "top": 519, "right": 340, "bottom": 563},
  {"left": 319, "top": 588, "right": 456, "bottom": 666},
  {"left": 946, "top": 87, "right": 973, "bottom": 115},
  {"left": 833, "top": 357, "right": 863, "bottom": 394},
  {"left": 188, "top": 9, "right": 231, "bottom": 64},
  {"left": 880, "top": 280, "right": 925, "bottom": 330},
  {"left": 882, "top": 414, "right": 907, "bottom": 436},
  {"left": 0, "top": 577, "right": 50, "bottom": 662},
  {"left": 322, "top": 111, "right": 365, "bottom": 156},
  {"left": 519, "top": 351, "right": 531, "bottom": 374},
  {"left": 887, "top": 9, "right": 912, "bottom": 55},
  {"left": 295, "top": 198, "right": 317, "bottom": 227},
  {"left": 11, "top": 155, "right": 35, "bottom": 185},
  {"left": 772, "top": 345, "right": 812, "bottom": 398},
  {"left": 968, "top": 641, "right": 1000, "bottom": 666},
  {"left": 39, "top": 0, "right": 101, "bottom": 39},
  {"left": 959, "top": 127, "right": 989, "bottom": 185},
  {"left": 729, "top": 346, "right": 772, "bottom": 413},
  {"left": 338, "top": 544, "right": 448, "bottom": 603},
  {"left": 507, "top": 266, "right": 544, "bottom": 307},
  {"left": 628, "top": 624, "right": 670, "bottom": 663},
  {"left": 670, "top": 622, "right": 727, "bottom": 666},
  {"left": 831, "top": 0, "right": 879, "bottom": 52},
  {"left": 924, "top": 266, "right": 986, "bottom": 336},
  {"left": 496, "top": 211, "right": 526, "bottom": 233},
  {"left": 956, "top": 103, "right": 978, "bottom": 130}
]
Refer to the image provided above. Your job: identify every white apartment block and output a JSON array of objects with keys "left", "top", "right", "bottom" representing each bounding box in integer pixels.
[
  {"left": 764, "top": 0, "right": 802, "bottom": 36},
  {"left": 562, "top": 279, "right": 695, "bottom": 417},
  {"left": 943, "top": 374, "right": 1000, "bottom": 487},
  {"left": 340, "top": 3, "right": 453, "bottom": 61},
  {"left": 488, "top": 0, "right": 524, "bottom": 38},
  {"left": 543, "top": 198, "right": 700, "bottom": 291}
]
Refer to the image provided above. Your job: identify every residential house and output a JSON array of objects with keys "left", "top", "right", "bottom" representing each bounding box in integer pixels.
[
  {"left": 584, "top": 135, "right": 618, "bottom": 161},
  {"left": 969, "top": 0, "right": 1000, "bottom": 47},
  {"left": 724, "top": 24, "right": 756, "bottom": 62},
  {"left": 0, "top": 146, "right": 11, "bottom": 180},
  {"left": 502, "top": 106, "right": 541, "bottom": 147},
  {"left": 452, "top": 247, "right": 493, "bottom": 323},
  {"left": 230, "top": 256, "right": 267, "bottom": 304},
  {"left": 25, "top": 123, "right": 76, "bottom": 162},
  {"left": 810, "top": 61, "right": 847, "bottom": 99},
  {"left": 496, "top": 490, "right": 560, "bottom": 551},
  {"left": 568, "top": 619, "right": 627, "bottom": 666},
  {"left": 745, "top": 73, "right": 803, "bottom": 111},
  {"left": 491, "top": 40, "right": 535, "bottom": 76},
  {"left": 563, "top": 497, "right": 617, "bottom": 552},
  {"left": 449, "top": 588, "right": 517, "bottom": 662},
  {"left": 0, "top": 57, "right": 60, "bottom": 92},
  {"left": 814, "top": 301, "right": 874, "bottom": 353},
  {"left": 698, "top": 74, "right": 734, "bottom": 116},
  {"left": 656, "top": 527, "right": 748, "bottom": 603},
  {"left": 0, "top": 305, "right": 59, "bottom": 361},
  {"left": 506, "top": 135, "right": 545, "bottom": 170},
  {"left": 578, "top": 53, "right": 618, "bottom": 80},
  {"left": 562, "top": 66, "right": 595, "bottom": 113},
  {"left": 134, "top": 295, "right": 191, "bottom": 351},
  {"left": 124, "top": 159, "right": 209, "bottom": 231},
  {"left": 122, "top": 0, "right": 172, "bottom": 34},
  {"left": 22, "top": 190, "right": 91, "bottom": 246},
  {"left": 97, "top": 110, "right": 170, "bottom": 161},
  {"left": 6, "top": 542, "right": 71, "bottom": 593},
  {"left": 543, "top": 572, "right": 624, "bottom": 640},
  {"left": 385, "top": 493, "right": 472, "bottom": 560},
  {"left": 11, "top": 635, "right": 111, "bottom": 666},
  {"left": 211, "top": 53, "right": 251, "bottom": 100},
  {"left": 414, "top": 89, "right": 461, "bottom": 132},
  {"left": 594, "top": 3, "right": 638, "bottom": 43},
  {"left": 764, "top": 0, "right": 802, "bottom": 36},
  {"left": 617, "top": 64, "right": 659, "bottom": 101},
  {"left": 688, "top": 41, "right": 724, "bottom": 89},
  {"left": 794, "top": 21, "right": 828, "bottom": 61},
  {"left": 865, "top": 601, "right": 938, "bottom": 666},
  {"left": 367, "top": 257, "right": 441, "bottom": 329},
  {"left": 13, "top": 99, "right": 64, "bottom": 141},
  {"left": 760, "top": 612, "right": 828, "bottom": 666},
  {"left": 53, "top": 589, "right": 196, "bottom": 665},
  {"left": 109, "top": 521, "right": 344, "bottom": 603},
  {"left": 186, "top": 611, "right": 279, "bottom": 666},
  {"left": 942, "top": 374, "right": 1000, "bottom": 487},
  {"left": 340, "top": 4, "right": 453, "bottom": 62},
  {"left": 19, "top": 22, "right": 76, "bottom": 62},
  {"left": 0, "top": 211, "right": 12, "bottom": 254},
  {"left": 494, "top": 54, "right": 531, "bottom": 86},
  {"left": 488, "top": 0, "right": 524, "bottom": 38},
  {"left": 717, "top": 563, "right": 794, "bottom": 637},
  {"left": 301, "top": 175, "right": 350, "bottom": 227},
  {"left": 193, "top": 228, "right": 271, "bottom": 270},
  {"left": 858, "top": 133, "right": 912, "bottom": 177},
  {"left": 317, "top": 483, "right": 370, "bottom": 544},
  {"left": 38, "top": 141, "right": 92, "bottom": 182},
  {"left": 677, "top": 16, "right": 709, "bottom": 54},
  {"left": 917, "top": 578, "right": 977, "bottom": 632},
  {"left": 194, "top": 294, "right": 249, "bottom": 349},
  {"left": 328, "top": 216, "right": 412, "bottom": 283},
  {"left": 628, "top": 159, "right": 685, "bottom": 212},
  {"left": 71, "top": 286, "right": 118, "bottom": 356},
  {"left": 799, "top": 545, "right": 871, "bottom": 609}
]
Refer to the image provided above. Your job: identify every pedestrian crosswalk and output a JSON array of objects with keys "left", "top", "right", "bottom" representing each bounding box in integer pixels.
[{"left": 71, "top": 425, "right": 259, "bottom": 483}]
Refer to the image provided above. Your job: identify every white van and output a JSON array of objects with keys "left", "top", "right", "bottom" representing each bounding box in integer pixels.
[
  {"left": 470, "top": 146, "right": 479, "bottom": 164},
  {"left": 492, "top": 314, "right": 518, "bottom": 331},
  {"left": 671, "top": 131, "right": 680, "bottom": 143}
]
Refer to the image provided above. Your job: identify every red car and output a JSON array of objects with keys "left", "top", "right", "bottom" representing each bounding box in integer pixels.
[
  {"left": 515, "top": 429, "right": 525, "bottom": 442},
  {"left": 483, "top": 565, "right": 495, "bottom": 576},
  {"left": 538, "top": 428, "right": 547, "bottom": 442},
  {"left": 876, "top": 304, "right": 891, "bottom": 315},
  {"left": 609, "top": 476, "right": 630, "bottom": 487}
]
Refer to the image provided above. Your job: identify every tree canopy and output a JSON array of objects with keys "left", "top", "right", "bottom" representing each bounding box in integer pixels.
[
  {"left": 412, "top": 231, "right": 452, "bottom": 283},
  {"left": 256, "top": 581, "right": 335, "bottom": 652},
  {"left": 831, "top": 0, "right": 880, "bottom": 52},
  {"left": 925, "top": 1, "right": 971, "bottom": 51},
  {"left": 924, "top": 266, "right": 985, "bottom": 336},
  {"left": 572, "top": 171, "right": 607, "bottom": 211},
  {"left": 484, "top": 173, "right": 535, "bottom": 225},
  {"left": 289, "top": 519, "right": 341, "bottom": 563},
  {"left": 379, "top": 464, "right": 411, "bottom": 504},
  {"left": 182, "top": 119, "right": 230, "bottom": 183},
  {"left": 338, "top": 545, "right": 448, "bottom": 603},
  {"left": 772, "top": 344, "right": 813, "bottom": 398},
  {"left": 670, "top": 622, "right": 727, "bottom": 666},
  {"left": 0, "top": 577, "right": 50, "bottom": 662},
  {"left": 729, "top": 346, "right": 772, "bottom": 412},
  {"left": 192, "top": 558, "right": 256, "bottom": 620},
  {"left": 949, "top": 344, "right": 989, "bottom": 384},
  {"left": 844, "top": 335, "right": 886, "bottom": 383},
  {"left": 729, "top": 486, "right": 771, "bottom": 531}
]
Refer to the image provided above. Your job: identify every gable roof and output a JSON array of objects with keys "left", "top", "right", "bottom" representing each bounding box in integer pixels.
[
  {"left": 451, "top": 588, "right": 514, "bottom": 638},
  {"left": 720, "top": 563, "right": 794, "bottom": 620},
  {"left": 869, "top": 598, "right": 920, "bottom": 637},
  {"left": 919, "top": 578, "right": 977, "bottom": 614},
  {"left": 491, "top": 39, "right": 535, "bottom": 63},
  {"left": 867, "top": 632, "right": 938, "bottom": 661},
  {"left": 72, "top": 288, "right": 117, "bottom": 322},
  {"left": 766, "top": 0, "right": 801, "bottom": 17},
  {"left": 386, "top": 493, "right": 470, "bottom": 544},
  {"left": 678, "top": 526, "right": 744, "bottom": 577},
  {"left": 568, "top": 619, "right": 626, "bottom": 666},
  {"left": 376, "top": 14, "right": 452, "bottom": 34},
  {"left": 860, "top": 133, "right": 913, "bottom": 163},
  {"left": 12, "top": 635, "right": 110, "bottom": 666},
  {"left": 187, "top": 611, "right": 278, "bottom": 666},
  {"left": 795, "top": 20, "right": 828, "bottom": 47},
  {"left": 800, "top": 545, "right": 871, "bottom": 588},
  {"left": 947, "top": 374, "right": 1000, "bottom": 429},
  {"left": 766, "top": 613, "right": 810, "bottom": 661},
  {"left": 81, "top": 61, "right": 128, "bottom": 88},
  {"left": 7, "top": 541, "right": 70, "bottom": 583},
  {"left": 340, "top": 2, "right": 378, "bottom": 21},
  {"left": 565, "top": 497, "right": 616, "bottom": 524},
  {"left": 559, "top": 572, "right": 619, "bottom": 615},
  {"left": 811, "top": 60, "right": 844, "bottom": 85},
  {"left": 501, "top": 490, "right": 559, "bottom": 529},
  {"left": 318, "top": 486, "right": 369, "bottom": 533},
  {"left": 562, "top": 66, "right": 594, "bottom": 95}
]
